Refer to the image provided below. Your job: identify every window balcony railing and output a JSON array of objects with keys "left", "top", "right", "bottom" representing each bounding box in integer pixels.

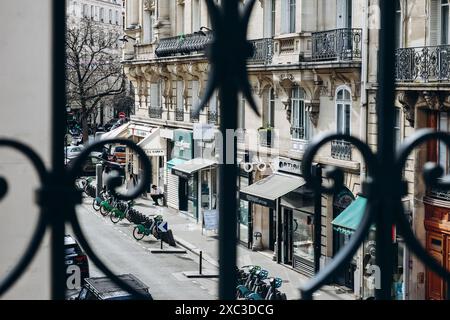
[
  {"left": 148, "top": 107, "right": 162, "bottom": 119},
  {"left": 331, "top": 139, "right": 352, "bottom": 161},
  {"left": 248, "top": 38, "right": 274, "bottom": 65},
  {"left": 190, "top": 109, "right": 199, "bottom": 123},
  {"left": 311, "top": 28, "right": 362, "bottom": 61},
  {"left": 208, "top": 110, "right": 218, "bottom": 124},
  {"left": 395, "top": 45, "right": 450, "bottom": 82},
  {"left": 155, "top": 32, "right": 213, "bottom": 58},
  {"left": 290, "top": 126, "right": 306, "bottom": 140},
  {"left": 175, "top": 108, "right": 184, "bottom": 121}
]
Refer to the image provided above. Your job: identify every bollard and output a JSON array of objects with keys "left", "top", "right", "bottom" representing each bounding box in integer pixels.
[
  {"left": 160, "top": 238, "right": 163, "bottom": 250},
  {"left": 199, "top": 251, "right": 203, "bottom": 275},
  {"left": 95, "top": 163, "right": 103, "bottom": 198}
]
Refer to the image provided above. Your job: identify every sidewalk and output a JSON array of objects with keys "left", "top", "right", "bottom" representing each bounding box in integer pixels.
[{"left": 132, "top": 196, "right": 356, "bottom": 300}]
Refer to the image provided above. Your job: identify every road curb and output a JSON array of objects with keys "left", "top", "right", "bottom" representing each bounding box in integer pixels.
[{"left": 174, "top": 236, "right": 219, "bottom": 268}]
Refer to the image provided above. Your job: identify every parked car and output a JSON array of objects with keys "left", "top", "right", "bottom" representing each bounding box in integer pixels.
[
  {"left": 66, "top": 152, "right": 102, "bottom": 176},
  {"left": 113, "top": 145, "right": 126, "bottom": 164},
  {"left": 72, "top": 274, "right": 153, "bottom": 300},
  {"left": 64, "top": 234, "right": 89, "bottom": 288}
]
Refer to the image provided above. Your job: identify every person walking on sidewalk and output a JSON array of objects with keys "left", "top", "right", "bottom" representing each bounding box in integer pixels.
[{"left": 150, "top": 185, "right": 164, "bottom": 206}]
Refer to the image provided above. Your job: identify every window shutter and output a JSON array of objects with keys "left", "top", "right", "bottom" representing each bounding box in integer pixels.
[
  {"left": 150, "top": 83, "right": 158, "bottom": 108},
  {"left": 430, "top": 0, "right": 441, "bottom": 46}
]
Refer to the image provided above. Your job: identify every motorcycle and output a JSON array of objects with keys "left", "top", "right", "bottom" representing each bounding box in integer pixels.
[
  {"left": 110, "top": 200, "right": 135, "bottom": 224},
  {"left": 132, "top": 215, "right": 165, "bottom": 241}
]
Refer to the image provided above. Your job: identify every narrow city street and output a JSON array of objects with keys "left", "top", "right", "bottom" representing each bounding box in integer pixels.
[{"left": 71, "top": 198, "right": 218, "bottom": 300}]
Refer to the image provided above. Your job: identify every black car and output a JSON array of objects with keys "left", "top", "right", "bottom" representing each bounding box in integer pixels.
[
  {"left": 65, "top": 235, "right": 89, "bottom": 289},
  {"left": 74, "top": 274, "right": 153, "bottom": 300}
]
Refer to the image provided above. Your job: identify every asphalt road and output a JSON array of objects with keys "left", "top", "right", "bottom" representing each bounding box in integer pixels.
[{"left": 69, "top": 199, "right": 218, "bottom": 300}]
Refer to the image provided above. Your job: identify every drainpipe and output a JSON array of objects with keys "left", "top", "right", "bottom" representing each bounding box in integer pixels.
[{"left": 360, "top": 0, "right": 370, "bottom": 180}]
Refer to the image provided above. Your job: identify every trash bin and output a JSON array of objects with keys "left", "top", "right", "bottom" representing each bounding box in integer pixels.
[{"left": 252, "top": 231, "right": 262, "bottom": 251}]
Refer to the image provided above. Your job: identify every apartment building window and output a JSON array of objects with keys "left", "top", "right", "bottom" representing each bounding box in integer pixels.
[
  {"left": 271, "top": 0, "right": 276, "bottom": 36},
  {"left": 100, "top": 8, "right": 104, "bottom": 22},
  {"left": 178, "top": 3, "right": 185, "bottom": 35},
  {"left": 337, "top": 0, "right": 352, "bottom": 29},
  {"left": 115, "top": 11, "right": 119, "bottom": 25},
  {"left": 82, "top": 4, "right": 88, "bottom": 18},
  {"left": 430, "top": 0, "right": 450, "bottom": 45},
  {"left": 291, "top": 86, "right": 309, "bottom": 140},
  {"left": 438, "top": 112, "right": 450, "bottom": 173},
  {"left": 72, "top": 2, "right": 77, "bottom": 16},
  {"left": 143, "top": 9, "right": 155, "bottom": 43},
  {"left": 238, "top": 94, "right": 245, "bottom": 129},
  {"left": 109, "top": 9, "right": 113, "bottom": 24},
  {"left": 263, "top": 87, "right": 275, "bottom": 127},
  {"left": 336, "top": 88, "right": 351, "bottom": 135},
  {"left": 394, "top": 108, "right": 402, "bottom": 149},
  {"left": 281, "top": 0, "right": 295, "bottom": 34},
  {"left": 263, "top": 0, "right": 276, "bottom": 37},
  {"left": 90, "top": 5, "right": 94, "bottom": 20},
  {"left": 192, "top": 0, "right": 201, "bottom": 32},
  {"left": 395, "top": 0, "right": 402, "bottom": 48}
]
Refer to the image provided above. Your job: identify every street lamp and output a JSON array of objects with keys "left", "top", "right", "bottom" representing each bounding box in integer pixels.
[
  {"left": 196, "top": 26, "right": 213, "bottom": 36},
  {"left": 118, "top": 35, "right": 137, "bottom": 43}
]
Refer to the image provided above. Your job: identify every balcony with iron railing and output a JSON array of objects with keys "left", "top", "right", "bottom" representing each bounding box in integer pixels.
[
  {"left": 175, "top": 108, "right": 185, "bottom": 122},
  {"left": 331, "top": 139, "right": 352, "bottom": 161},
  {"left": 395, "top": 45, "right": 450, "bottom": 83},
  {"left": 190, "top": 109, "right": 199, "bottom": 123},
  {"left": 208, "top": 110, "right": 218, "bottom": 124},
  {"left": 155, "top": 32, "right": 213, "bottom": 58},
  {"left": 247, "top": 38, "right": 274, "bottom": 65},
  {"left": 311, "top": 28, "right": 362, "bottom": 61},
  {"left": 148, "top": 106, "right": 163, "bottom": 119}
]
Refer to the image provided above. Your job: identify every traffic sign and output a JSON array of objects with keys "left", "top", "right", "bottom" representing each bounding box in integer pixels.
[
  {"left": 118, "top": 112, "right": 126, "bottom": 119},
  {"left": 158, "top": 221, "right": 168, "bottom": 233}
]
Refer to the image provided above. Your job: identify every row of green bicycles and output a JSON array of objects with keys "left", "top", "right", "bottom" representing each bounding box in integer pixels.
[{"left": 76, "top": 177, "right": 176, "bottom": 245}]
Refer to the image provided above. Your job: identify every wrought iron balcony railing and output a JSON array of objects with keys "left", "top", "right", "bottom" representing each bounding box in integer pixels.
[
  {"left": 148, "top": 107, "right": 162, "bottom": 119},
  {"left": 331, "top": 139, "right": 352, "bottom": 161},
  {"left": 208, "top": 110, "right": 218, "bottom": 124},
  {"left": 248, "top": 38, "right": 273, "bottom": 65},
  {"left": 395, "top": 45, "right": 450, "bottom": 82},
  {"left": 155, "top": 32, "right": 213, "bottom": 58},
  {"left": 311, "top": 28, "right": 362, "bottom": 61},
  {"left": 175, "top": 108, "right": 184, "bottom": 121},
  {"left": 290, "top": 126, "right": 306, "bottom": 140},
  {"left": 190, "top": 109, "right": 199, "bottom": 123}
]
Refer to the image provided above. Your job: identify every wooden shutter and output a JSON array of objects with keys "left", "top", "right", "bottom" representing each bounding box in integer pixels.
[{"left": 430, "top": 0, "right": 441, "bottom": 46}]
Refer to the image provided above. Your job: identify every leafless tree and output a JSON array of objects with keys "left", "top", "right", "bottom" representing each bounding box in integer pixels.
[{"left": 66, "top": 18, "right": 125, "bottom": 142}]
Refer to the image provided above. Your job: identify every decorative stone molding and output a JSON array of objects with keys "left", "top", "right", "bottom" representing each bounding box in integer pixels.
[
  {"left": 397, "top": 91, "right": 418, "bottom": 127},
  {"left": 255, "top": 74, "right": 274, "bottom": 97},
  {"left": 144, "top": 0, "right": 155, "bottom": 11},
  {"left": 305, "top": 101, "right": 320, "bottom": 127}
]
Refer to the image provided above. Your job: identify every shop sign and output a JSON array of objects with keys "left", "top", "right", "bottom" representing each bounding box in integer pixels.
[
  {"left": 239, "top": 192, "right": 275, "bottom": 208},
  {"left": 145, "top": 149, "right": 165, "bottom": 157},
  {"left": 173, "top": 130, "right": 193, "bottom": 160},
  {"left": 203, "top": 210, "right": 218, "bottom": 230},
  {"left": 277, "top": 157, "right": 302, "bottom": 176},
  {"left": 172, "top": 168, "right": 191, "bottom": 180}
]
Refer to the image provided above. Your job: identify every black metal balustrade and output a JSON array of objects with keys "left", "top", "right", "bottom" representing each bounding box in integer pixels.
[
  {"left": 429, "top": 183, "right": 450, "bottom": 201},
  {"left": 311, "top": 28, "right": 362, "bottom": 61},
  {"left": 3, "top": 0, "right": 450, "bottom": 302},
  {"left": 331, "top": 139, "right": 352, "bottom": 161},
  {"left": 190, "top": 109, "right": 199, "bottom": 122},
  {"left": 395, "top": 45, "right": 450, "bottom": 82},
  {"left": 290, "top": 126, "right": 305, "bottom": 140},
  {"left": 175, "top": 108, "right": 184, "bottom": 121},
  {"left": 207, "top": 110, "right": 218, "bottom": 124},
  {"left": 148, "top": 107, "right": 163, "bottom": 119},
  {"left": 155, "top": 32, "right": 213, "bottom": 57},
  {"left": 248, "top": 38, "right": 273, "bottom": 65}
]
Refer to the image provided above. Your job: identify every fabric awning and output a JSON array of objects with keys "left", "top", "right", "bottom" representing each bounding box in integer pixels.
[
  {"left": 240, "top": 173, "right": 306, "bottom": 208},
  {"left": 331, "top": 196, "right": 371, "bottom": 235},
  {"left": 167, "top": 158, "right": 187, "bottom": 170},
  {"left": 127, "top": 123, "right": 152, "bottom": 138},
  {"left": 137, "top": 128, "right": 165, "bottom": 156},
  {"left": 171, "top": 158, "right": 217, "bottom": 179},
  {"left": 101, "top": 123, "right": 129, "bottom": 140}
]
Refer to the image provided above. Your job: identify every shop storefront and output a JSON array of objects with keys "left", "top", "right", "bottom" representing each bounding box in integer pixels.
[
  {"left": 332, "top": 194, "right": 407, "bottom": 299},
  {"left": 172, "top": 158, "right": 217, "bottom": 223},
  {"left": 238, "top": 169, "right": 253, "bottom": 248},
  {"left": 424, "top": 201, "right": 450, "bottom": 300},
  {"left": 136, "top": 128, "right": 166, "bottom": 192},
  {"left": 166, "top": 129, "right": 193, "bottom": 211}
]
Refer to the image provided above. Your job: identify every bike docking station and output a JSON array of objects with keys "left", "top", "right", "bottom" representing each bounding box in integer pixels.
[
  {"left": 182, "top": 251, "right": 219, "bottom": 279},
  {"left": 149, "top": 221, "right": 187, "bottom": 254}
]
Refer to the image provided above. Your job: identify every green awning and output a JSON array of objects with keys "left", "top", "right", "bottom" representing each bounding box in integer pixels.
[
  {"left": 167, "top": 158, "right": 186, "bottom": 170},
  {"left": 331, "top": 196, "right": 371, "bottom": 235}
]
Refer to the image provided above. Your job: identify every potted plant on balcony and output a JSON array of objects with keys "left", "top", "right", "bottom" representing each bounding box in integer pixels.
[{"left": 258, "top": 124, "right": 274, "bottom": 147}]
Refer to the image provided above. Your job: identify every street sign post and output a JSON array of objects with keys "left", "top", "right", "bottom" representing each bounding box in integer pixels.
[{"left": 158, "top": 221, "right": 168, "bottom": 233}]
